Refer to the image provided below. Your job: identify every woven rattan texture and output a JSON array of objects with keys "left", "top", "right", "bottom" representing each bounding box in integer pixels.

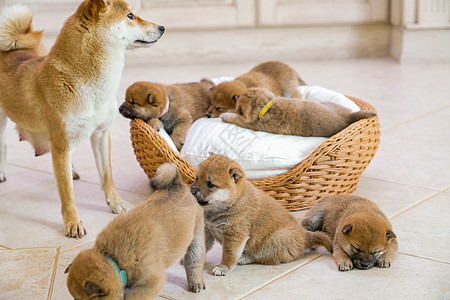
[{"left": 130, "top": 96, "right": 380, "bottom": 211}]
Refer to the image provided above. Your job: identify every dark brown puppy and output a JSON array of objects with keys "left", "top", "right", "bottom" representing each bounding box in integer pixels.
[
  {"left": 221, "top": 88, "right": 375, "bottom": 137},
  {"left": 208, "top": 61, "right": 305, "bottom": 117},
  {"left": 119, "top": 79, "right": 214, "bottom": 150},
  {"left": 190, "top": 154, "right": 332, "bottom": 276},
  {"left": 302, "top": 194, "right": 398, "bottom": 271}
]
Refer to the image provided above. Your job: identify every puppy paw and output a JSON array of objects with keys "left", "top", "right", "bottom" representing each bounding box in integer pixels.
[
  {"left": 0, "top": 172, "right": 6, "bottom": 182},
  {"left": 212, "top": 265, "right": 231, "bottom": 276},
  {"left": 220, "top": 112, "right": 236, "bottom": 123},
  {"left": 65, "top": 221, "right": 87, "bottom": 239},
  {"left": 147, "top": 118, "right": 163, "bottom": 131},
  {"left": 377, "top": 257, "right": 392, "bottom": 268},
  {"left": 237, "top": 254, "right": 253, "bottom": 265},
  {"left": 171, "top": 135, "right": 185, "bottom": 151},
  {"left": 108, "top": 199, "right": 134, "bottom": 214},
  {"left": 188, "top": 281, "right": 205, "bottom": 293},
  {"left": 337, "top": 259, "right": 353, "bottom": 271}
]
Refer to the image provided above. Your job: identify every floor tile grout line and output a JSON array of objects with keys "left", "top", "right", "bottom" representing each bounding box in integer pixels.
[
  {"left": 47, "top": 246, "right": 61, "bottom": 300},
  {"left": 0, "top": 245, "right": 12, "bottom": 249},
  {"left": 358, "top": 175, "right": 441, "bottom": 192},
  {"left": 389, "top": 186, "right": 449, "bottom": 219},
  {"left": 238, "top": 254, "right": 323, "bottom": 299},
  {"left": 380, "top": 103, "right": 450, "bottom": 132},
  {"left": 398, "top": 252, "right": 450, "bottom": 265},
  {"left": 59, "top": 238, "right": 97, "bottom": 255}
]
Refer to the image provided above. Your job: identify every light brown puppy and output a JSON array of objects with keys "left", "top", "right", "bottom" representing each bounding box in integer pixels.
[
  {"left": 66, "top": 164, "right": 206, "bottom": 299},
  {"left": 207, "top": 61, "right": 305, "bottom": 117},
  {"left": 190, "top": 154, "right": 332, "bottom": 276},
  {"left": 0, "top": 1, "right": 164, "bottom": 237},
  {"left": 302, "top": 194, "right": 398, "bottom": 271},
  {"left": 119, "top": 79, "right": 214, "bottom": 150},
  {"left": 221, "top": 88, "right": 375, "bottom": 137}
]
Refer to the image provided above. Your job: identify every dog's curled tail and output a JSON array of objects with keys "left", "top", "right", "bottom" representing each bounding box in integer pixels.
[
  {"left": 0, "top": 4, "right": 43, "bottom": 52},
  {"left": 150, "top": 163, "right": 183, "bottom": 190},
  {"left": 351, "top": 110, "right": 376, "bottom": 123},
  {"left": 305, "top": 230, "right": 333, "bottom": 253}
]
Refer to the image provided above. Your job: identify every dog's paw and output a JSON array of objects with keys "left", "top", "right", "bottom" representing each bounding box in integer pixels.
[
  {"left": 237, "top": 254, "right": 253, "bottom": 265},
  {"left": 171, "top": 135, "right": 185, "bottom": 151},
  {"left": 377, "top": 257, "right": 392, "bottom": 268},
  {"left": 0, "top": 172, "right": 6, "bottom": 182},
  {"left": 220, "top": 112, "right": 236, "bottom": 123},
  {"left": 337, "top": 259, "right": 353, "bottom": 271},
  {"left": 212, "top": 265, "right": 231, "bottom": 276},
  {"left": 65, "top": 221, "right": 87, "bottom": 239},
  {"left": 108, "top": 199, "right": 134, "bottom": 214},
  {"left": 188, "top": 281, "right": 205, "bottom": 293},
  {"left": 147, "top": 118, "right": 163, "bottom": 131}
]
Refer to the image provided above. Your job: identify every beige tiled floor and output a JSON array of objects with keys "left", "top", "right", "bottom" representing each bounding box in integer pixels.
[{"left": 0, "top": 56, "right": 449, "bottom": 299}]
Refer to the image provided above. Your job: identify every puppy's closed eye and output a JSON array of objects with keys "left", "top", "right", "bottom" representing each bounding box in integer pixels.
[{"left": 206, "top": 180, "right": 216, "bottom": 189}]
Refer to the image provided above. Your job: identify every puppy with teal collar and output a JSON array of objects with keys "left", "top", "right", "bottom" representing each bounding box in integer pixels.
[{"left": 65, "top": 164, "right": 206, "bottom": 299}]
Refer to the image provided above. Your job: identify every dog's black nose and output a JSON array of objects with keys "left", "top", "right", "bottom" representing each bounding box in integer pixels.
[
  {"left": 119, "top": 106, "right": 124, "bottom": 113},
  {"left": 158, "top": 25, "right": 165, "bottom": 33},
  {"left": 206, "top": 112, "right": 211, "bottom": 118}
]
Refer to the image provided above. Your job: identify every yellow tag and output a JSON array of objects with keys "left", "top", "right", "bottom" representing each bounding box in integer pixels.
[{"left": 258, "top": 99, "right": 273, "bottom": 119}]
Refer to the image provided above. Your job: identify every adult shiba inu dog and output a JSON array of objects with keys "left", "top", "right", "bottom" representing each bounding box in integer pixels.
[
  {"left": 207, "top": 61, "right": 305, "bottom": 118},
  {"left": 190, "top": 154, "right": 332, "bottom": 276},
  {"left": 302, "top": 194, "right": 398, "bottom": 271},
  {"left": 0, "top": 1, "right": 164, "bottom": 238},
  {"left": 66, "top": 164, "right": 206, "bottom": 299}
]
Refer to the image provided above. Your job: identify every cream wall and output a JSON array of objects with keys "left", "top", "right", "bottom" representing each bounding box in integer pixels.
[{"left": 0, "top": 0, "right": 448, "bottom": 62}]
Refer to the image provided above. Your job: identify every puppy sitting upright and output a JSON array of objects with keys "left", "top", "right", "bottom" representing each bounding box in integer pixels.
[
  {"left": 190, "top": 154, "right": 332, "bottom": 276},
  {"left": 66, "top": 164, "right": 206, "bottom": 299},
  {"left": 119, "top": 79, "right": 214, "bottom": 150},
  {"left": 221, "top": 88, "right": 375, "bottom": 137},
  {"left": 302, "top": 194, "right": 398, "bottom": 271},
  {"left": 207, "top": 61, "right": 305, "bottom": 117}
]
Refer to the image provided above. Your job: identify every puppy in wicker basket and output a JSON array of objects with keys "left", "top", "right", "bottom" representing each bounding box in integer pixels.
[
  {"left": 189, "top": 154, "right": 332, "bottom": 276},
  {"left": 66, "top": 164, "right": 206, "bottom": 299},
  {"left": 119, "top": 79, "right": 214, "bottom": 150},
  {"left": 207, "top": 61, "right": 305, "bottom": 118},
  {"left": 221, "top": 87, "right": 376, "bottom": 137},
  {"left": 302, "top": 194, "right": 398, "bottom": 271}
]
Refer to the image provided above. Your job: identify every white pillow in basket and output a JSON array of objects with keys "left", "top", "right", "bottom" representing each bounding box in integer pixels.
[{"left": 159, "top": 85, "right": 358, "bottom": 180}]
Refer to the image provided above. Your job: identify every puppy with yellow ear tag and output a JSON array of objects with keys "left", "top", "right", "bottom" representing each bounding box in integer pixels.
[
  {"left": 302, "top": 194, "right": 398, "bottom": 271},
  {"left": 65, "top": 164, "right": 206, "bottom": 299},
  {"left": 190, "top": 154, "right": 332, "bottom": 276}
]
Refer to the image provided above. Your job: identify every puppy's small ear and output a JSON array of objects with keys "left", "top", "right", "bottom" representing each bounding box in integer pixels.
[
  {"left": 229, "top": 168, "right": 243, "bottom": 183},
  {"left": 84, "top": 282, "right": 106, "bottom": 298},
  {"left": 208, "top": 152, "right": 215, "bottom": 157},
  {"left": 386, "top": 230, "right": 397, "bottom": 241},
  {"left": 232, "top": 95, "right": 239, "bottom": 101},
  {"left": 88, "top": 0, "right": 109, "bottom": 17},
  {"left": 147, "top": 94, "right": 153, "bottom": 104},
  {"left": 64, "top": 263, "right": 72, "bottom": 274},
  {"left": 342, "top": 224, "right": 352, "bottom": 235}
]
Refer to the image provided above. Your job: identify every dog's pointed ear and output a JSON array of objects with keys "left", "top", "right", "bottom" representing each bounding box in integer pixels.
[
  {"left": 232, "top": 95, "right": 239, "bottom": 101},
  {"left": 87, "top": 0, "right": 109, "bottom": 18},
  {"left": 147, "top": 93, "right": 154, "bottom": 104},
  {"left": 386, "top": 230, "right": 397, "bottom": 241},
  {"left": 208, "top": 152, "right": 215, "bottom": 157},
  {"left": 229, "top": 168, "right": 243, "bottom": 183},
  {"left": 84, "top": 282, "right": 106, "bottom": 298},
  {"left": 64, "top": 263, "right": 72, "bottom": 274},
  {"left": 342, "top": 224, "right": 352, "bottom": 235}
]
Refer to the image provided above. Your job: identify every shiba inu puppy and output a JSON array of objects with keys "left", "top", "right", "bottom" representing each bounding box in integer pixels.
[
  {"left": 119, "top": 79, "right": 214, "bottom": 150},
  {"left": 66, "top": 164, "right": 206, "bottom": 299},
  {"left": 302, "top": 194, "right": 398, "bottom": 271},
  {"left": 190, "top": 154, "right": 332, "bottom": 276},
  {"left": 207, "top": 61, "right": 305, "bottom": 118},
  {"left": 221, "top": 88, "right": 375, "bottom": 137},
  {"left": 0, "top": 1, "right": 164, "bottom": 237}
]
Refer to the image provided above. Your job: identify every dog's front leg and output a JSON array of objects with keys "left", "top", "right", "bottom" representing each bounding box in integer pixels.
[
  {"left": 51, "top": 143, "right": 86, "bottom": 238},
  {"left": 90, "top": 129, "right": 133, "bottom": 213},
  {"left": 213, "top": 232, "right": 250, "bottom": 276},
  {"left": 0, "top": 110, "right": 7, "bottom": 182},
  {"left": 126, "top": 266, "right": 166, "bottom": 300},
  {"left": 184, "top": 210, "right": 206, "bottom": 293}
]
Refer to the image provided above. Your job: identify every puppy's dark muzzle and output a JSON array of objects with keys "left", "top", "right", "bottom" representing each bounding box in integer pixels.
[
  {"left": 119, "top": 104, "right": 135, "bottom": 119},
  {"left": 190, "top": 186, "right": 208, "bottom": 206},
  {"left": 353, "top": 257, "right": 376, "bottom": 270}
]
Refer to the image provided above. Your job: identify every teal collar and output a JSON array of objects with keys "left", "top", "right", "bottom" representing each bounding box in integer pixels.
[{"left": 105, "top": 256, "right": 128, "bottom": 285}]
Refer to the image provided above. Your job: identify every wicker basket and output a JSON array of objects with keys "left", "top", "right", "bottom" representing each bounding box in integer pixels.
[{"left": 130, "top": 96, "right": 380, "bottom": 211}]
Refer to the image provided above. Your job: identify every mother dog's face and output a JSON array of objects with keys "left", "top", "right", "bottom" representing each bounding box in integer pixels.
[{"left": 88, "top": 0, "right": 165, "bottom": 50}]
